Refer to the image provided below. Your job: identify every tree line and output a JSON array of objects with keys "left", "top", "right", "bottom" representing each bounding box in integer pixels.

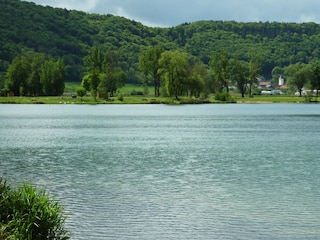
[
  {"left": 4, "top": 45, "right": 320, "bottom": 100},
  {"left": 3, "top": 0, "right": 320, "bottom": 86},
  {"left": 2, "top": 0, "right": 320, "bottom": 99},
  {"left": 78, "top": 45, "right": 262, "bottom": 100}
]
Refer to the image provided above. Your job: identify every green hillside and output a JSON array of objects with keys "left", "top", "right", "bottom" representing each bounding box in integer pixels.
[{"left": 1, "top": 0, "right": 320, "bottom": 84}]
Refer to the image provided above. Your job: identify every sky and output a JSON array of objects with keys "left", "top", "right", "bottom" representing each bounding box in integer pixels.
[{"left": 24, "top": 0, "right": 320, "bottom": 27}]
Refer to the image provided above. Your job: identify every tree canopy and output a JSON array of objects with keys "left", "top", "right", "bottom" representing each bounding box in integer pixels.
[{"left": 2, "top": 0, "right": 320, "bottom": 96}]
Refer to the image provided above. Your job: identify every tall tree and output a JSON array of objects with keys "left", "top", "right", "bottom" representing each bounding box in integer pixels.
[
  {"left": 159, "top": 50, "right": 189, "bottom": 100},
  {"left": 5, "top": 56, "right": 29, "bottom": 96},
  {"left": 40, "top": 58, "right": 66, "bottom": 96},
  {"left": 186, "top": 60, "right": 210, "bottom": 98},
  {"left": 139, "top": 45, "right": 164, "bottom": 97},
  {"left": 210, "top": 49, "right": 230, "bottom": 92},
  {"left": 248, "top": 54, "right": 262, "bottom": 97},
  {"left": 27, "top": 53, "right": 49, "bottom": 96},
  {"left": 82, "top": 46, "right": 104, "bottom": 101},
  {"left": 230, "top": 58, "right": 248, "bottom": 98},
  {"left": 99, "top": 50, "right": 126, "bottom": 98},
  {"left": 285, "top": 63, "right": 311, "bottom": 97},
  {"left": 310, "top": 60, "right": 320, "bottom": 99}
]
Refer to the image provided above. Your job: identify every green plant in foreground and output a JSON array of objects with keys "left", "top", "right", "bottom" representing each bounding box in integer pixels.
[{"left": 0, "top": 178, "right": 70, "bottom": 240}]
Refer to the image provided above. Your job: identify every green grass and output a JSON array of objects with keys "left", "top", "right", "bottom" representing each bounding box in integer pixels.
[
  {"left": 234, "top": 95, "right": 307, "bottom": 103},
  {"left": 117, "top": 84, "right": 153, "bottom": 95},
  {"left": 0, "top": 83, "right": 310, "bottom": 104},
  {"left": 0, "top": 94, "right": 309, "bottom": 104},
  {"left": 64, "top": 82, "right": 80, "bottom": 93}
]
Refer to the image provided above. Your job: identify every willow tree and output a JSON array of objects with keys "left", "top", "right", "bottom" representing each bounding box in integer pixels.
[
  {"left": 159, "top": 50, "right": 189, "bottom": 100},
  {"left": 40, "top": 58, "right": 66, "bottom": 96},
  {"left": 139, "top": 45, "right": 164, "bottom": 97}
]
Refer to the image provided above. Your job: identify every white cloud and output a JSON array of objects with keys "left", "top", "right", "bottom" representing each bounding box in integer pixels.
[{"left": 300, "top": 14, "right": 319, "bottom": 23}]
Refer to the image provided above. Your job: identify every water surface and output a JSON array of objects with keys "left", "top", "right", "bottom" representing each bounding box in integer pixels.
[{"left": 0, "top": 104, "right": 320, "bottom": 239}]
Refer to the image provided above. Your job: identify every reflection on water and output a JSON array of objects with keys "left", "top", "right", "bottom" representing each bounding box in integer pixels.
[{"left": 1, "top": 104, "right": 320, "bottom": 239}]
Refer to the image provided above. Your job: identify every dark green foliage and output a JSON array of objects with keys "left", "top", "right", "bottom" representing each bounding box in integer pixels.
[
  {"left": 230, "top": 58, "right": 248, "bottom": 98},
  {"left": 210, "top": 49, "right": 230, "bottom": 92},
  {"left": 139, "top": 45, "right": 165, "bottom": 96},
  {"left": 159, "top": 50, "right": 190, "bottom": 99},
  {"left": 40, "top": 58, "right": 66, "bottom": 96},
  {"left": 2, "top": 0, "right": 320, "bottom": 86},
  {"left": 310, "top": 61, "right": 320, "bottom": 95},
  {"left": 76, "top": 87, "right": 87, "bottom": 100},
  {"left": 99, "top": 50, "right": 126, "bottom": 97},
  {"left": 5, "top": 52, "right": 66, "bottom": 96},
  {"left": 0, "top": 178, "right": 70, "bottom": 240},
  {"left": 214, "top": 91, "right": 234, "bottom": 102},
  {"left": 285, "top": 63, "right": 311, "bottom": 97}
]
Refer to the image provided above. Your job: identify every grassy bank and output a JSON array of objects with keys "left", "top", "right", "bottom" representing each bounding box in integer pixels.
[
  {"left": 0, "top": 82, "right": 310, "bottom": 104},
  {"left": 234, "top": 95, "right": 307, "bottom": 103},
  {"left": 0, "top": 95, "right": 309, "bottom": 104},
  {"left": 0, "top": 96, "right": 210, "bottom": 104}
]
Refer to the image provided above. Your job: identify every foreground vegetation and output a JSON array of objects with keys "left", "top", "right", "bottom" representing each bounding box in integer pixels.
[{"left": 0, "top": 178, "right": 70, "bottom": 240}]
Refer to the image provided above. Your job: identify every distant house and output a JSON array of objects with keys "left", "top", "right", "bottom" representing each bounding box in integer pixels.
[
  {"left": 279, "top": 85, "right": 288, "bottom": 90},
  {"left": 258, "top": 81, "right": 273, "bottom": 88}
]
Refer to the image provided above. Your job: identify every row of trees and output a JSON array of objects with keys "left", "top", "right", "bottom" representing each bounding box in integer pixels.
[
  {"left": 4, "top": 45, "right": 320, "bottom": 100},
  {"left": 139, "top": 46, "right": 211, "bottom": 99},
  {"left": 138, "top": 45, "right": 320, "bottom": 99},
  {"left": 4, "top": 52, "right": 66, "bottom": 96},
  {"left": 138, "top": 45, "right": 262, "bottom": 99}
]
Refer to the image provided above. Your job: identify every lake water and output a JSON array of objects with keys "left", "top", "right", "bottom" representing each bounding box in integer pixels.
[{"left": 0, "top": 103, "right": 320, "bottom": 239}]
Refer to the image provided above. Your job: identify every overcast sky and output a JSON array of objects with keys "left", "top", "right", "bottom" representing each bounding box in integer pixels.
[{"left": 24, "top": 0, "right": 320, "bottom": 27}]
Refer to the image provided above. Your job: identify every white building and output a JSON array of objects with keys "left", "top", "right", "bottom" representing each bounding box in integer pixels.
[{"left": 278, "top": 75, "right": 285, "bottom": 86}]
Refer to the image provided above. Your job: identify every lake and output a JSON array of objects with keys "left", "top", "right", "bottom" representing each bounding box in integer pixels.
[{"left": 0, "top": 103, "right": 320, "bottom": 239}]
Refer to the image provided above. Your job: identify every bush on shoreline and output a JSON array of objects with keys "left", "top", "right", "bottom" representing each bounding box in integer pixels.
[{"left": 0, "top": 178, "right": 70, "bottom": 240}]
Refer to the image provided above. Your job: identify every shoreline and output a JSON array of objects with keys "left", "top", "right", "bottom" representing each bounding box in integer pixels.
[{"left": 0, "top": 95, "right": 312, "bottom": 105}]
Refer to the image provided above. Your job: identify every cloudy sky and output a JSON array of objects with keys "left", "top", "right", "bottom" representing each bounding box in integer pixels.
[{"left": 24, "top": 0, "right": 320, "bottom": 27}]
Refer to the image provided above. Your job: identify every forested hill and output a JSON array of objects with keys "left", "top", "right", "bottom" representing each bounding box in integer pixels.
[{"left": 2, "top": 0, "right": 320, "bottom": 82}]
